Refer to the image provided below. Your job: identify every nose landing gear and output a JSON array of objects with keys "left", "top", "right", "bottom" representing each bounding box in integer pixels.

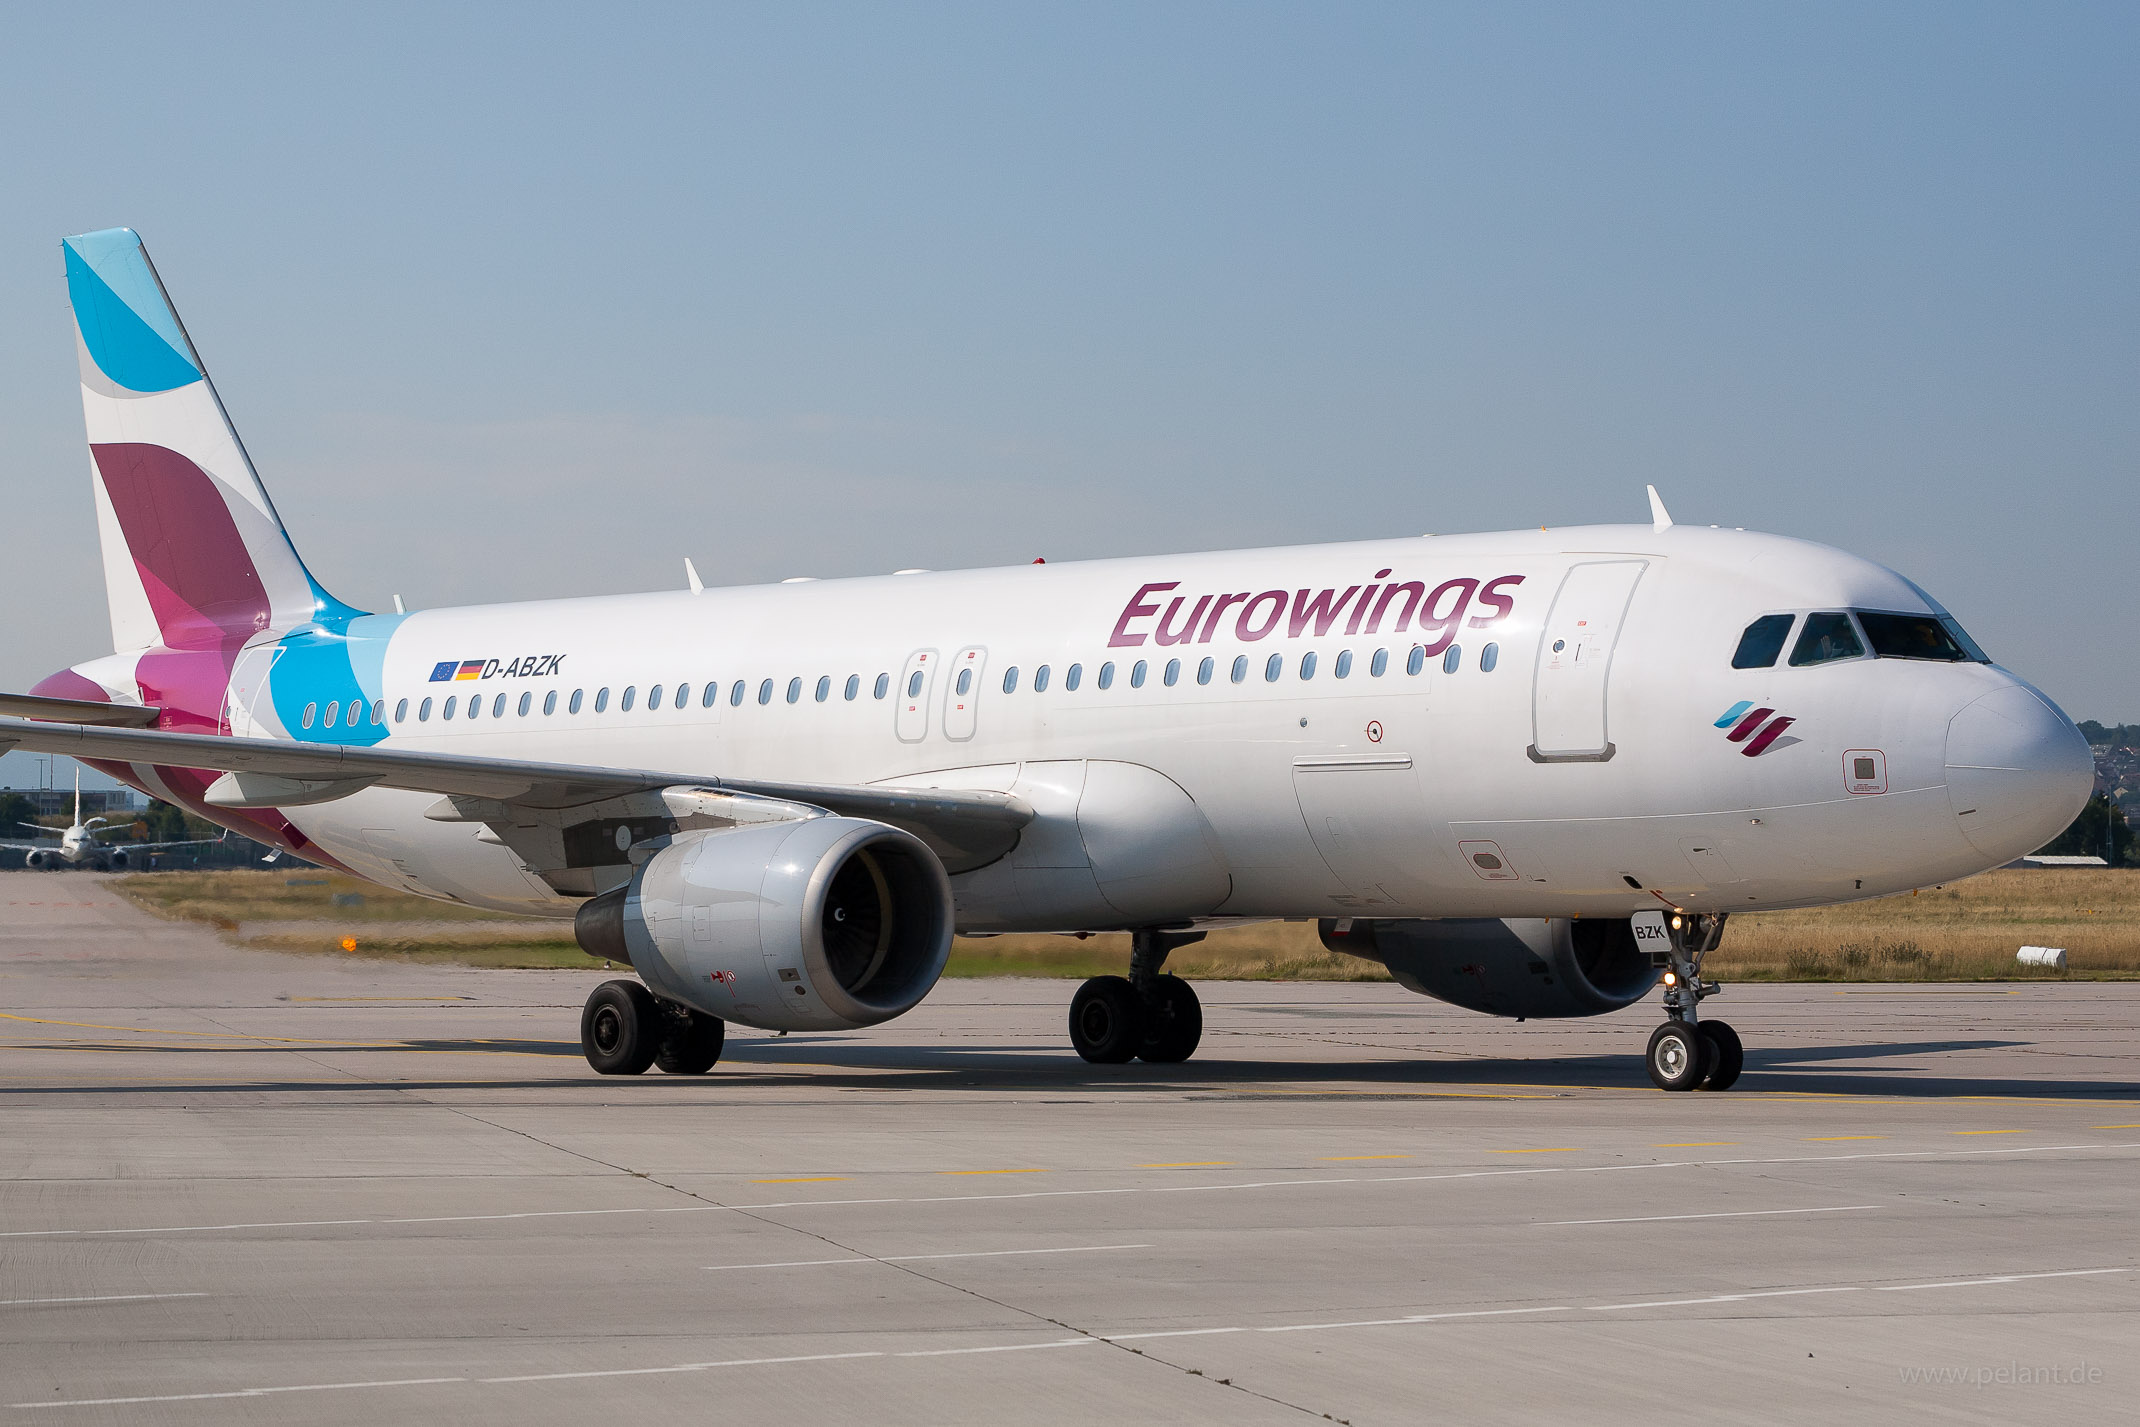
[
  {"left": 1643, "top": 912, "right": 1743, "bottom": 1092},
  {"left": 1068, "top": 928, "right": 1205, "bottom": 1065}
]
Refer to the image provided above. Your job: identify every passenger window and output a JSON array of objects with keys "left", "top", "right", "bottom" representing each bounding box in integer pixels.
[
  {"left": 1002, "top": 666, "right": 1019, "bottom": 693},
  {"left": 1790, "top": 612, "right": 1866, "bottom": 667},
  {"left": 467, "top": 696, "right": 481, "bottom": 719},
  {"left": 731, "top": 680, "right": 746, "bottom": 707},
  {"left": 570, "top": 689, "right": 584, "bottom": 713},
  {"left": 785, "top": 678, "right": 801, "bottom": 704},
  {"left": 443, "top": 695, "right": 458, "bottom": 718},
  {"left": 1034, "top": 664, "right": 1052, "bottom": 692},
  {"left": 323, "top": 702, "right": 337, "bottom": 728},
  {"left": 1164, "top": 658, "right": 1181, "bottom": 686},
  {"left": 1370, "top": 648, "right": 1389, "bottom": 677},
  {"left": 844, "top": 674, "right": 860, "bottom": 701},
  {"left": 1131, "top": 660, "right": 1147, "bottom": 688},
  {"left": 1335, "top": 649, "right": 1353, "bottom": 678},
  {"left": 1197, "top": 657, "right": 1213, "bottom": 685},
  {"left": 1230, "top": 655, "right": 1248, "bottom": 684},
  {"left": 620, "top": 686, "right": 636, "bottom": 712},
  {"left": 518, "top": 692, "right": 532, "bottom": 716},
  {"left": 702, "top": 682, "right": 718, "bottom": 708},
  {"left": 1097, "top": 661, "right": 1115, "bottom": 690},
  {"left": 757, "top": 679, "right": 772, "bottom": 705},
  {"left": 906, "top": 670, "right": 923, "bottom": 698},
  {"left": 594, "top": 688, "right": 609, "bottom": 713},
  {"left": 544, "top": 691, "right": 557, "bottom": 715},
  {"left": 1299, "top": 651, "right": 1316, "bottom": 680},
  {"left": 648, "top": 684, "right": 664, "bottom": 710},
  {"left": 815, "top": 676, "right": 831, "bottom": 702},
  {"left": 395, "top": 698, "right": 409, "bottom": 723},
  {"left": 1855, "top": 611, "right": 1976, "bottom": 662},
  {"left": 419, "top": 697, "right": 433, "bottom": 721},
  {"left": 873, "top": 673, "right": 890, "bottom": 700},
  {"left": 1732, "top": 614, "right": 1795, "bottom": 669},
  {"left": 1442, "top": 645, "right": 1461, "bottom": 674},
  {"left": 302, "top": 703, "right": 317, "bottom": 729},
  {"left": 955, "top": 668, "right": 973, "bottom": 695},
  {"left": 675, "top": 682, "right": 691, "bottom": 708},
  {"left": 1066, "top": 663, "right": 1083, "bottom": 691},
  {"left": 1480, "top": 642, "right": 1499, "bottom": 673},
  {"left": 1263, "top": 653, "right": 1282, "bottom": 682},
  {"left": 493, "top": 693, "right": 506, "bottom": 717},
  {"left": 1406, "top": 646, "right": 1425, "bottom": 676}
]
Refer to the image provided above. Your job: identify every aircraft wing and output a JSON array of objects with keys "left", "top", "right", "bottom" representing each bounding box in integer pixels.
[
  {"left": 0, "top": 839, "right": 61, "bottom": 853},
  {"left": 0, "top": 693, "right": 161, "bottom": 727},
  {"left": 0, "top": 715, "right": 1032, "bottom": 885}
]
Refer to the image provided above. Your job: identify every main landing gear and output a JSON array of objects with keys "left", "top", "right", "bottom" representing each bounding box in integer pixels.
[
  {"left": 1644, "top": 912, "right": 1743, "bottom": 1092},
  {"left": 581, "top": 979, "right": 726, "bottom": 1076},
  {"left": 1069, "top": 929, "right": 1205, "bottom": 1065}
]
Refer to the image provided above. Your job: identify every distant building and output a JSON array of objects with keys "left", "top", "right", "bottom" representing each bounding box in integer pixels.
[{"left": 3, "top": 787, "right": 145, "bottom": 818}]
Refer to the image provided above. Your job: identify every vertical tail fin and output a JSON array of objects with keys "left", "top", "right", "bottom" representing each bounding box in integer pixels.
[{"left": 63, "top": 228, "right": 355, "bottom": 652}]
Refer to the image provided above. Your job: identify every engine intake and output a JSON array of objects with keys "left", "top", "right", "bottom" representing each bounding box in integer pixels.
[
  {"left": 1320, "top": 917, "right": 1659, "bottom": 1018},
  {"left": 575, "top": 816, "right": 953, "bottom": 1032}
]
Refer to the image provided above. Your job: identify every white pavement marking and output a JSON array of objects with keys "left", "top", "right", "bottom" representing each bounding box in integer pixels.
[
  {"left": 13, "top": 1267, "right": 2130, "bottom": 1410},
  {"left": 14, "top": 1378, "right": 464, "bottom": 1409},
  {"left": 0, "top": 1293, "right": 206, "bottom": 1308},
  {"left": 1545, "top": 1205, "right": 1880, "bottom": 1227},
  {"left": 5, "top": 1141, "right": 2133, "bottom": 1242},
  {"left": 706, "top": 1243, "right": 1149, "bottom": 1271},
  {"left": 481, "top": 1352, "right": 885, "bottom": 1384}
]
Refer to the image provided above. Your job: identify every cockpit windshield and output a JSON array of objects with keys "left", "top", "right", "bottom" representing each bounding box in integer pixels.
[
  {"left": 1789, "top": 612, "right": 1864, "bottom": 667},
  {"left": 1854, "top": 611, "right": 1989, "bottom": 663}
]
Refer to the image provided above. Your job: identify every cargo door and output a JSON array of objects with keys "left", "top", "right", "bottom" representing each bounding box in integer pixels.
[
  {"left": 1291, "top": 754, "right": 1436, "bottom": 910},
  {"left": 1530, "top": 560, "right": 1647, "bottom": 762}
]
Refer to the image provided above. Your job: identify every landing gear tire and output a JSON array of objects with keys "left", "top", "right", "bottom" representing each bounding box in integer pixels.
[
  {"left": 1069, "top": 975, "right": 1144, "bottom": 1064},
  {"left": 653, "top": 1004, "right": 726, "bottom": 1075},
  {"left": 1138, "top": 976, "right": 1203, "bottom": 1063},
  {"left": 581, "top": 979, "right": 660, "bottom": 1075},
  {"left": 1646, "top": 1020, "right": 1716, "bottom": 1092},
  {"left": 1697, "top": 1019, "right": 1743, "bottom": 1091}
]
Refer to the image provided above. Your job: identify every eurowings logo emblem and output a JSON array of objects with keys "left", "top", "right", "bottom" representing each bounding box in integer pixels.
[{"left": 1715, "top": 701, "right": 1799, "bottom": 756}]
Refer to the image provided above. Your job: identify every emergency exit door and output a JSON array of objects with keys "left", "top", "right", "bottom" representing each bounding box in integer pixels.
[{"left": 1529, "top": 560, "right": 1647, "bottom": 762}]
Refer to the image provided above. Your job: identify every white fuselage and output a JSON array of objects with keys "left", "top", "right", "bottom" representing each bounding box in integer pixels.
[{"left": 241, "top": 523, "right": 2088, "bottom": 928}]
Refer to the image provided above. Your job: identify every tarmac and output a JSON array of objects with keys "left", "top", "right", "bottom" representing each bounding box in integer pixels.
[{"left": 2, "top": 871, "right": 2135, "bottom": 1424}]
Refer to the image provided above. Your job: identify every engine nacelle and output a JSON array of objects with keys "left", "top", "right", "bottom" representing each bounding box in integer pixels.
[
  {"left": 1320, "top": 917, "right": 1660, "bottom": 1018},
  {"left": 25, "top": 850, "right": 48, "bottom": 869},
  {"left": 575, "top": 816, "right": 954, "bottom": 1033},
  {"left": 108, "top": 850, "right": 128, "bottom": 870}
]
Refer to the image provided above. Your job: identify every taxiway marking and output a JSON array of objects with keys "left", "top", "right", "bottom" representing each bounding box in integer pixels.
[
  {"left": 1544, "top": 1205, "right": 1879, "bottom": 1227},
  {"left": 0, "top": 1293, "right": 206, "bottom": 1308},
  {"left": 706, "top": 1243, "right": 1148, "bottom": 1271}
]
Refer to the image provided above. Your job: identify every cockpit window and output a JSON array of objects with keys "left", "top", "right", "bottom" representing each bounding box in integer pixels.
[
  {"left": 1731, "top": 614, "right": 1794, "bottom": 669},
  {"left": 1854, "top": 611, "right": 1983, "bottom": 663},
  {"left": 1788, "top": 611, "right": 1865, "bottom": 666}
]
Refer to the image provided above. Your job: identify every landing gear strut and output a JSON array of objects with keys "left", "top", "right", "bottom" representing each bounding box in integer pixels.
[
  {"left": 1644, "top": 912, "right": 1743, "bottom": 1092},
  {"left": 580, "top": 979, "right": 726, "bottom": 1076},
  {"left": 1069, "top": 929, "right": 1205, "bottom": 1065}
]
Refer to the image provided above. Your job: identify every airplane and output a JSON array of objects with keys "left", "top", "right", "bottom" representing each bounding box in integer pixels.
[
  {"left": 0, "top": 228, "right": 2093, "bottom": 1090},
  {"left": 0, "top": 766, "right": 220, "bottom": 870}
]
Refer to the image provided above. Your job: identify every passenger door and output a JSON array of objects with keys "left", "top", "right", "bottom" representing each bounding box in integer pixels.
[
  {"left": 895, "top": 649, "right": 938, "bottom": 743},
  {"left": 1530, "top": 561, "right": 1647, "bottom": 762},
  {"left": 942, "top": 646, "right": 987, "bottom": 741}
]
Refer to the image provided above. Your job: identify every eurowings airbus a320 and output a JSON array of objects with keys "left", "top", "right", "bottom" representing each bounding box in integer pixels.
[{"left": 0, "top": 229, "right": 2094, "bottom": 1089}]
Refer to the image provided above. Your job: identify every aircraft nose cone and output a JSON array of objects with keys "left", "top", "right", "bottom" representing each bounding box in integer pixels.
[{"left": 1945, "top": 685, "right": 2095, "bottom": 861}]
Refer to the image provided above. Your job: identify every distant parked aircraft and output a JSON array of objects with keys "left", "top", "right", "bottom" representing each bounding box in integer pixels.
[{"left": 0, "top": 769, "right": 219, "bottom": 870}]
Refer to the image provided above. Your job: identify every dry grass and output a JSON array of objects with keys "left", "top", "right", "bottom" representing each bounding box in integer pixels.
[{"left": 110, "top": 867, "right": 2140, "bottom": 980}]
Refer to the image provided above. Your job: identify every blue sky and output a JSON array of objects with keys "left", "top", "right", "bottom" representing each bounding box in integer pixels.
[{"left": 2, "top": 1, "right": 2134, "bottom": 761}]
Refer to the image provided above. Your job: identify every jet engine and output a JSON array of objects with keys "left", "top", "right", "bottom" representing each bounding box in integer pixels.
[
  {"left": 24, "top": 850, "right": 49, "bottom": 870},
  {"left": 1320, "top": 916, "right": 1660, "bottom": 1018},
  {"left": 108, "top": 850, "right": 128, "bottom": 870},
  {"left": 574, "top": 816, "right": 954, "bottom": 1033}
]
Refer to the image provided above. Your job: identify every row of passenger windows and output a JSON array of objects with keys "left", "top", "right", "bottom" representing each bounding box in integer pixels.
[
  {"left": 296, "top": 641, "right": 1506, "bottom": 730},
  {"left": 1731, "top": 609, "right": 1990, "bottom": 670}
]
